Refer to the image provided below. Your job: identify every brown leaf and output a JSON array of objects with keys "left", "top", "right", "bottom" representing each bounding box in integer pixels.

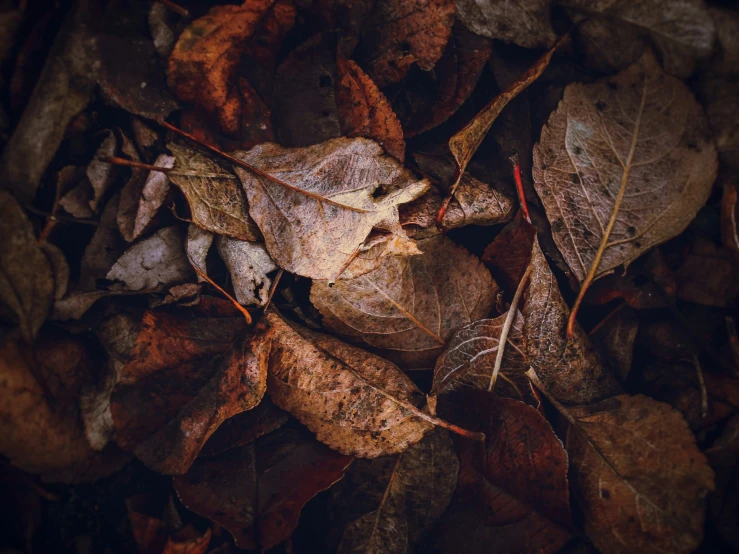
[
  {"left": 454, "top": 0, "right": 556, "bottom": 48},
  {"left": 482, "top": 212, "right": 538, "bottom": 295},
  {"left": 132, "top": 154, "right": 175, "bottom": 240},
  {"left": 161, "top": 526, "right": 211, "bottom": 554},
  {"left": 533, "top": 52, "right": 718, "bottom": 328},
  {"left": 174, "top": 426, "right": 352, "bottom": 551},
  {"left": 533, "top": 378, "right": 716, "bottom": 554},
  {"left": 257, "top": 311, "right": 434, "bottom": 457},
  {"left": 431, "top": 392, "right": 571, "bottom": 554},
  {"left": 709, "top": 6, "right": 739, "bottom": 75},
  {"left": 104, "top": 299, "right": 267, "bottom": 473},
  {"left": 697, "top": 74, "right": 739, "bottom": 169},
  {"left": 328, "top": 428, "right": 458, "bottom": 553},
  {"left": 336, "top": 55, "right": 405, "bottom": 161},
  {"left": 215, "top": 236, "right": 278, "bottom": 307},
  {"left": 591, "top": 306, "right": 639, "bottom": 382},
  {"left": 394, "top": 20, "right": 493, "bottom": 137},
  {"left": 562, "top": 0, "right": 715, "bottom": 78},
  {"left": 107, "top": 226, "right": 193, "bottom": 292},
  {"left": 167, "top": 142, "right": 261, "bottom": 241},
  {"left": 432, "top": 313, "right": 534, "bottom": 404},
  {"left": 234, "top": 137, "right": 428, "bottom": 280},
  {"left": 353, "top": 0, "right": 455, "bottom": 87},
  {"left": 0, "top": 333, "right": 127, "bottom": 482},
  {"left": 674, "top": 235, "right": 739, "bottom": 307},
  {"left": 0, "top": 190, "right": 54, "bottom": 342},
  {"left": 311, "top": 234, "right": 497, "bottom": 367},
  {"left": 722, "top": 180, "right": 739, "bottom": 257}
]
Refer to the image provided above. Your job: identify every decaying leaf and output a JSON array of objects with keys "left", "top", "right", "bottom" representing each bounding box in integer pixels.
[
  {"left": 674, "top": 235, "right": 739, "bottom": 307},
  {"left": 185, "top": 225, "right": 213, "bottom": 283},
  {"left": 234, "top": 137, "right": 428, "bottom": 280},
  {"left": 533, "top": 52, "right": 718, "bottom": 331},
  {"left": 562, "top": 0, "right": 715, "bottom": 78},
  {"left": 0, "top": 333, "right": 127, "bottom": 483},
  {"left": 353, "top": 0, "right": 455, "bottom": 87},
  {"left": 104, "top": 299, "right": 267, "bottom": 473},
  {"left": 132, "top": 154, "right": 175, "bottom": 240},
  {"left": 432, "top": 313, "right": 531, "bottom": 403},
  {"left": 107, "top": 226, "right": 193, "bottom": 291},
  {"left": 168, "top": 142, "right": 261, "bottom": 241},
  {"left": 482, "top": 211, "right": 538, "bottom": 295},
  {"left": 311, "top": 235, "right": 497, "bottom": 367},
  {"left": 698, "top": 74, "right": 739, "bottom": 169},
  {"left": 454, "top": 0, "right": 556, "bottom": 48},
  {"left": 431, "top": 392, "right": 571, "bottom": 554},
  {"left": 0, "top": 190, "right": 54, "bottom": 342},
  {"left": 174, "top": 426, "right": 352, "bottom": 551},
  {"left": 328, "top": 428, "right": 458, "bottom": 554},
  {"left": 531, "top": 374, "right": 715, "bottom": 554},
  {"left": 256, "top": 311, "right": 434, "bottom": 457},
  {"left": 591, "top": 306, "right": 639, "bottom": 382},
  {"left": 216, "top": 236, "right": 277, "bottom": 307}
]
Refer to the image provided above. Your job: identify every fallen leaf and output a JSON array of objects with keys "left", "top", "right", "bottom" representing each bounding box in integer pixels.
[
  {"left": 591, "top": 306, "right": 639, "bottom": 382},
  {"left": 328, "top": 428, "right": 458, "bottom": 553},
  {"left": 311, "top": 234, "right": 498, "bottom": 367},
  {"left": 530, "top": 375, "right": 716, "bottom": 554},
  {"left": 79, "top": 193, "right": 126, "bottom": 290},
  {"left": 353, "top": 0, "right": 455, "bottom": 87},
  {"left": 148, "top": 2, "right": 178, "bottom": 62},
  {"left": 0, "top": 332, "right": 127, "bottom": 482},
  {"left": 42, "top": 242, "right": 70, "bottom": 302},
  {"left": 168, "top": 142, "right": 261, "bottom": 241},
  {"left": 67, "top": 129, "right": 116, "bottom": 215},
  {"left": 0, "top": 190, "right": 54, "bottom": 342},
  {"left": 533, "top": 52, "right": 718, "bottom": 328},
  {"left": 336, "top": 55, "right": 405, "bottom": 161},
  {"left": 562, "top": 0, "right": 715, "bottom": 78},
  {"left": 722, "top": 180, "right": 739, "bottom": 257},
  {"left": 697, "top": 74, "right": 739, "bottom": 169},
  {"left": 481, "top": 212, "right": 538, "bottom": 295},
  {"left": 132, "top": 154, "right": 175, "bottom": 240},
  {"left": 393, "top": 20, "right": 493, "bottom": 137},
  {"left": 0, "top": 2, "right": 96, "bottom": 203},
  {"left": 234, "top": 137, "right": 428, "bottom": 280},
  {"left": 161, "top": 526, "right": 211, "bottom": 554},
  {"left": 117, "top": 133, "right": 159, "bottom": 242},
  {"left": 431, "top": 392, "right": 571, "bottom": 554},
  {"left": 174, "top": 426, "right": 352, "bottom": 550},
  {"left": 454, "top": 0, "right": 556, "bottom": 48},
  {"left": 215, "top": 236, "right": 278, "bottom": 307},
  {"left": 256, "top": 311, "right": 434, "bottom": 457},
  {"left": 709, "top": 6, "right": 739, "bottom": 75},
  {"left": 674, "top": 235, "right": 739, "bottom": 307},
  {"left": 185, "top": 225, "right": 213, "bottom": 284},
  {"left": 706, "top": 414, "right": 739, "bottom": 550},
  {"left": 107, "top": 226, "right": 193, "bottom": 291},
  {"left": 432, "top": 313, "right": 533, "bottom": 404},
  {"left": 104, "top": 299, "right": 267, "bottom": 473}
]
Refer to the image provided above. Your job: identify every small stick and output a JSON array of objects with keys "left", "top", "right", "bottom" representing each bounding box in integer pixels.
[
  {"left": 159, "top": 0, "right": 190, "bottom": 18},
  {"left": 25, "top": 206, "right": 100, "bottom": 226},
  {"left": 104, "top": 156, "right": 173, "bottom": 173},
  {"left": 188, "top": 256, "right": 252, "bottom": 324},
  {"left": 588, "top": 302, "right": 626, "bottom": 336},
  {"left": 37, "top": 171, "right": 64, "bottom": 244},
  {"left": 264, "top": 268, "right": 284, "bottom": 311},
  {"left": 691, "top": 353, "right": 709, "bottom": 419},
  {"left": 510, "top": 154, "right": 531, "bottom": 223},
  {"left": 488, "top": 263, "right": 532, "bottom": 392}
]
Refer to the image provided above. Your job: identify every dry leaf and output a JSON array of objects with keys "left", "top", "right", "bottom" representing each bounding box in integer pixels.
[
  {"left": 215, "top": 236, "right": 277, "bottom": 307},
  {"left": 328, "top": 428, "right": 458, "bottom": 554},
  {"left": 591, "top": 306, "right": 639, "bottom": 382},
  {"left": 432, "top": 313, "right": 532, "bottom": 403},
  {"left": 174, "top": 426, "right": 352, "bottom": 551},
  {"left": 698, "top": 74, "right": 739, "bottom": 169},
  {"left": 311, "top": 234, "right": 498, "bottom": 367},
  {"left": 0, "top": 190, "right": 53, "bottom": 342},
  {"left": 722, "top": 180, "right": 739, "bottom": 256},
  {"left": 532, "top": 376, "right": 716, "bottom": 554},
  {"left": 168, "top": 142, "right": 261, "bottom": 241},
  {"left": 353, "top": 0, "right": 455, "bottom": 87},
  {"left": 482, "top": 212, "right": 538, "bottom": 295},
  {"left": 0, "top": 333, "right": 127, "bottom": 483},
  {"left": 709, "top": 6, "right": 739, "bottom": 75},
  {"left": 454, "top": 0, "right": 556, "bottom": 48},
  {"left": 674, "top": 236, "right": 739, "bottom": 307},
  {"left": 185, "top": 225, "right": 213, "bottom": 283},
  {"left": 234, "top": 137, "right": 428, "bottom": 280},
  {"left": 431, "top": 392, "right": 571, "bottom": 554},
  {"left": 562, "top": 0, "right": 715, "bottom": 78},
  {"left": 133, "top": 154, "right": 175, "bottom": 239},
  {"left": 103, "top": 300, "right": 267, "bottom": 474},
  {"left": 42, "top": 242, "right": 70, "bottom": 302},
  {"left": 107, "top": 226, "right": 193, "bottom": 291},
  {"left": 256, "top": 311, "right": 434, "bottom": 457}
]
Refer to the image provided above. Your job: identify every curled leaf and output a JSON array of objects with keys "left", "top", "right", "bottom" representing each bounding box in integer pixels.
[{"left": 215, "top": 236, "right": 277, "bottom": 307}]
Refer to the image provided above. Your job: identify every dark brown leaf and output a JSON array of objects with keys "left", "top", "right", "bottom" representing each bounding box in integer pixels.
[
  {"left": 454, "top": 0, "right": 556, "bottom": 48},
  {"left": 591, "top": 306, "right": 639, "bottom": 382}
]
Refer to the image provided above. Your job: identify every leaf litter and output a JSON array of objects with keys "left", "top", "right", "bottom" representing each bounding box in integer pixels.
[{"left": 0, "top": 1, "right": 735, "bottom": 553}]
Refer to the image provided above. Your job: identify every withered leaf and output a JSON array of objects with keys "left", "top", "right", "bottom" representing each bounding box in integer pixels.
[
  {"left": 234, "top": 137, "right": 428, "bottom": 280},
  {"left": 697, "top": 74, "right": 739, "bottom": 169},
  {"left": 481, "top": 211, "right": 538, "bottom": 294},
  {"left": 174, "top": 426, "right": 352, "bottom": 551},
  {"left": 185, "top": 225, "right": 213, "bottom": 284},
  {"left": 0, "top": 190, "right": 54, "bottom": 342},
  {"left": 107, "top": 226, "right": 193, "bottom": 291},
  {"left": 0, "top": 333, "right": 127, "bottom": 483},
  {"left": 215, "top": 236, "right": 277, "bottom": 307},
  {"left": 311, "top": 235, "right": 498, "bottom": 368},
  {"left": 42, "top": 242, "right": 70, "bottom": 302},
  {"left": 674, "top": 236, "right": 739, "bottom": 307},
  {"left": 454, "top": 0, "right": 556, "bottom": 48},
  {"left": 353, "top": 0, "right": 455, "bottom": 87},
  {"left": 432, "top": 313, "right": 532, "bottom": 404},
  {"left": 591, "top": 306, "right": 639, "bottom": 382},
  {"left": 535, "top": 379, "right": 716, "bottom": 554},
  {"left": 132, "top": 154, "right": 175, "bottom": 240},
  {"left": 432, "top": 392, "right": 571, "bottom": 554},
  {"left": 328, "top": 428, "right": 458, "bottom": 554},
  {"left": 533, "top": 53, "right": 718, "bottom": 291},
  {"left": 709, "top": 6, "right": 739, "bottom": 75},
  {"left": 562, "top": 0, "right": 715, "bottom": 78},
  {"left": 168, "top": 142, "right": 261, "bottom": 241},
  {"left": 105, "top": 299, "right": 267, "bottom": 473},
  {"left": 256, "top": 311, "right": 434, "bottom": 457}
]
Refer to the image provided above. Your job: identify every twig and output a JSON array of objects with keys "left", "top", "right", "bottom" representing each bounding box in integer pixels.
[
  {"left": 37, "top": 171, "right": 64, "bottom": 244},
  {"left": 488, "top": 263, "right": 532, "bottom": 392},
  {"left": 159, "top": 0, "right": 190, "bottom": 18},
  {"left": 104, "top": 156, "right": 173, "bottom": 173},
  {"left": 25, "top": 206, "right": 100, "bottom": 226},
  {"left": 510, "top": 154, "right": 531, "bottom": 223},
  {"left": 691, "top": 353, "right": 709, "bottom": 419},
  {"left": 588, "top": 302, "right": 626, "bottom": 336},
  {"left": 188, "top": 256, "right": 252, "bottom": 324},
  {"left": 264, "top": 269, "right": 284, "bottom": 311}
]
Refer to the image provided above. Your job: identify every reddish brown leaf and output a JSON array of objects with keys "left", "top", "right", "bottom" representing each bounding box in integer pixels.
[
  {"left": 482, "top": 212, "right": 538, "bottom": 295},
  {"left": 174, "top": 426, "right": 353, "bottom": 551}
]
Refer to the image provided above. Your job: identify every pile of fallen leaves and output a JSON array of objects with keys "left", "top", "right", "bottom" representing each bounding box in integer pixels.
[{"left": 1, "top": 0, "right": 738, "bottom": 553}]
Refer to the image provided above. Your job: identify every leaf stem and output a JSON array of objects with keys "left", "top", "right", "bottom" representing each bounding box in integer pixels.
[
  {"left": 159, "top": 0, "right": 190, "bottom": 17},
  {"left": 187, "top": 255, "right": 252, "bottom": 324},
  {"left": 510, "top": 154, "right": 530, "bottom": 223}
]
